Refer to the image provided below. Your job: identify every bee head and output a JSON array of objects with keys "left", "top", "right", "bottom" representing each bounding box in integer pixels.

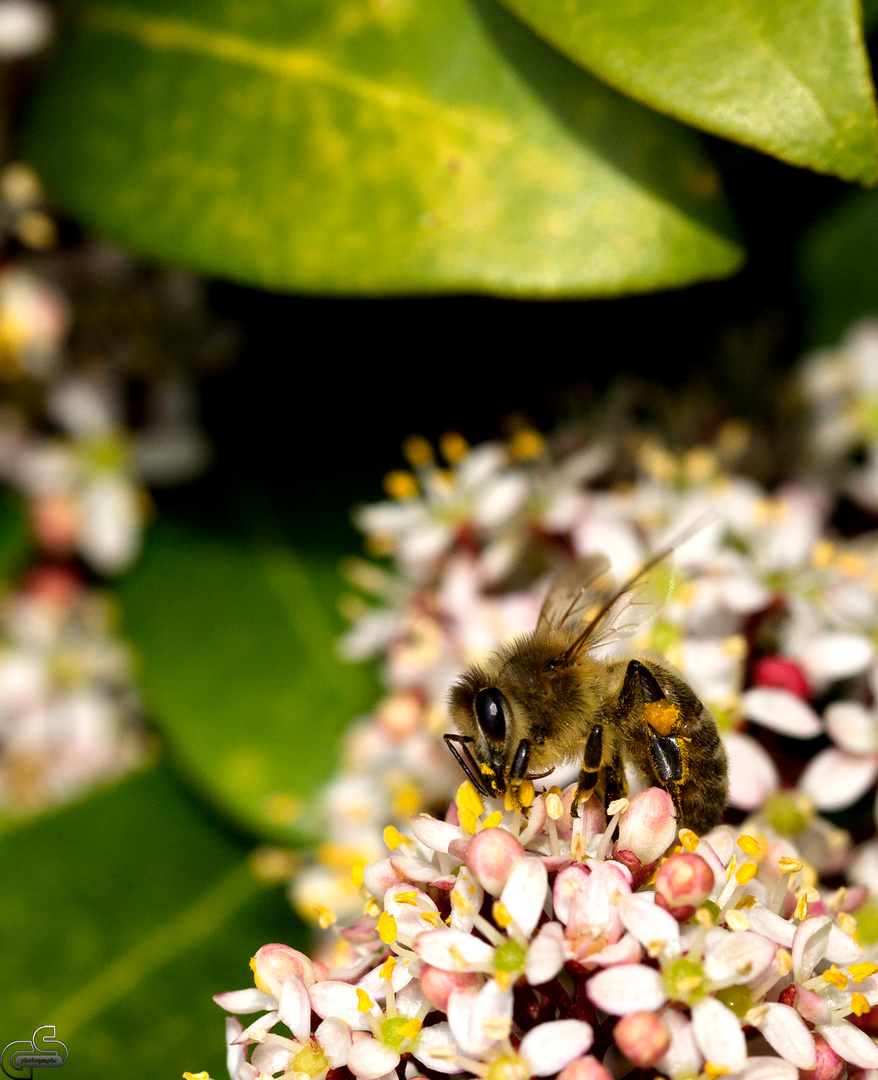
[{"left": 447, "top": 670, "right": 527, "bottom": 797}]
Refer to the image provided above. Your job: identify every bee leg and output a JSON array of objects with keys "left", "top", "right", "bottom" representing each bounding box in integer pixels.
[
  {"left": 508, "top": 739, "right": 532, "bottom": 815},
  {"left": 604, "top": 747, "right": 628, "bottom": 806},
  {"left": 621, "top": 660, "right": 687, "bottom": 816},
  {"left": 571, "top": 724, "right": 603, "bottom": 818}
]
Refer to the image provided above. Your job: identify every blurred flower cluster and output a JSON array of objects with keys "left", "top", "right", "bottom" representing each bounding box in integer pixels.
[{"left": 214, "top": 781, "right": 878, "bottom": 1080}]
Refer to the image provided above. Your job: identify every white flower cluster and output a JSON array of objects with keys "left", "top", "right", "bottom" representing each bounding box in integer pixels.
[
  {"left": 213, "top": 781, "right": 878, "bottom": 1080},
  {"left": 0, "top": 563, "right": 144, "bottom": 811},
  {"left": 293, "top": 423, "right": 878, "bottom": 924}
]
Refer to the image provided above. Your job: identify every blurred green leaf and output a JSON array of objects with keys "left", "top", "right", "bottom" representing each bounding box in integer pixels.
[
  {"left": 497, "top": 0, "right": 878, "bottom": 183},
  {"left": 800, "top": 186, "right": 878, "bottom": 344},
  {"left": 0, "top": 490, "right": 29, "bottom": 582},
  {"left": 25, "top": 0, "right": 742, "bottom": 296},
  {"left": 117, "top": 518, "right": 377, "bottom": 842},
  {"left": 0, "top": 765, "right": 302, "bottom": 1080}
]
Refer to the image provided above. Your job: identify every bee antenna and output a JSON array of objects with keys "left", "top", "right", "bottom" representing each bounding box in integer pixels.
[{"left": 443, "top": 733, "right": 493, "bottom": 797}]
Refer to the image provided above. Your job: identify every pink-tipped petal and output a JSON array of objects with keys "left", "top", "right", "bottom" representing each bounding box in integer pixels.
[
  {"left": 755, "top": 1003, "right": 816, "bottom": 1069},
  {"left": 414, "top": 928, "right": 495, "bottom": 970},
  {"left": 500, "top": 857, "right": 548, "bottom": 937},
  {"left": 277, "top": 976, "right": 311, "bottom": 1041},
  {"left": 792, "top": 917, "right": 832, "bottom": 982},
  {"left": 526, "top": 922, "right": 566, "bottom": 986},
  {"left": 213, "top": 988, "right": 276, "bottom": 1014},
  {"left": 310, "top": 981, "right": 374, "bottom": 1030},
  {"left": 586, "top": 964, "right": 666, "bottom": 1015},
  {"left": 819, "top": 1019, "right": 878, "bottom": 1069}
]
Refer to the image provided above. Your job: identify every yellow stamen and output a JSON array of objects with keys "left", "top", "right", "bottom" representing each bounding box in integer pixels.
[
  {"left": 380, "top": 956, "right": 397, "bottom": 980},
  {"left": 250, "top": 956, "right": 272, "bottom": 995},
  {"left": 840, "top": 912, "right": 860, "bottom": 943},
  {"left": 776, "top": 949, "right": 793, "bottom": 975},
  {"left": 457, "top": 781, "right": 485, "bottom": 818},
  {"left": 403, "top": 435, "right": 434, "bottom": 468},
  {"left": 794, "top": 893, "right": 809, "bottom": 921},
  {"left": 396, "top": 1018, "right": 422, "bottom": 1041},
  {"left": 493, "top": 901, "right": 512, "bottom": 929},
  {"left": 678, "top": 829, "right": 700, "bottom": 853},
  {"left": 726, "top": 855, "right": 738, "bottom": 880},
  {"left": 607, "top": 797, "right": 629, "bottom": 817},
  {"left": 509, "top": 428, "right": 545, "bottom": 461},
  {"left": 315, "top": 905, "right": 337, "bottom": 930},
  {"left": 545, "top": 793, "right": 563, "bottom": 821},
  {"left": 677, "top": 975, "right": 703, "bottom": 995},
  {"left": 420, "top": 911, "right": 442, "bottom": 927},
  {"left": 394, "top": 782, "right": 422, "bottom": 818},
  {"left": 518, "top": 780, "right": 535, "bottom": 808},
  {"left": 851, "top": 962, "right": 878, "bottom": 984},
  {"left": 364, "top": 898, "right": 381, "bottom": 917},
  {"left": 440, "top": 431, "right": 469, "bottom": 464},
  {"left": 384, "top": 470, "right": 419, "bottom": 500},
  {"left": 737, "top": 835, "right": 763, "bottom": 858},
  {"left": 357, "top": 989, "right": 375, "bottom": 1013},
  {"left": 482, "top": 811, "right": 502, "bottom": 829},
  {"left": 822, "top": 965, "right": 848, "bottom": 990},
  {"left": 378, "top": 911, "right": 398, "bottom": 945},
  {"left": 451, "top": 890, "right": 474, "bottom": 915},
  {"left": 183, "top": 1073, "right": 212, "bottom": 1080},
  {"left": 504, "top": 790, "right": 516, "bottom": 812},
  {"left": 735, "top": 863, "right": 758, "bottom": 885},
  {"left": 851, "top": 992, "right": 871, "bottom": 1017},
  {"left": 459, "top": 808, "right": 479, "bottom": 836},
  {"left": 705, "top": 1064, "right": 730, "bottom": 1080},
  {"left": 393, "top": 891, "right": 419, "bottom": 906},
  {"left": 384, "top": 825, "right": 403, "bottom": 851},
  {"left": 778, "top": 857, "right": 803, "bottom": 875},
  {"left": 494, "top": 969, "right": 512, "bottom": 991},
  {"left": 725, "top": 909, "right": 750, "bottom": 932},
  {"left": 351, "top": 860, "right": 366, "bottom": 888}
]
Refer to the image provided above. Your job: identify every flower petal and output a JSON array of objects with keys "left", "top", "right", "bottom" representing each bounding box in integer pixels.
[
  {"left": 820, "top": 1018, "right": 878, "bottom": 1069},
  {"left": 741, "top": 688, "right": 822, "bottom": 738},
  {"left": 735, "top": 1056, "right": 798, "bottom": 1080},
  {"left": 702, "top": 930, "right": 777, "bottom": 989},
  {"left": 410, "top": 815, "right": 461, "bottom": 854},
  {"left": 723, "top": 732, "right": 779, "bottom": 811},
  {"left": 520, "top": 1020, "right": 594, "bottom": 1076},
  {"left": 800, "top": 748, "right": 878, "bottom": 811},
  {"left": 691, "top": 997, "right": 746, "bottom": 1069},
  {"left": 412, "top": 1022, "right": 463, "bottom": 1074},
  {"left": 448, "top": 980, "right": 513, "bottom": 1056},
  {"left": 277, "top": 976, "right": 311, "bottom": 1041},
  {"left": 310, "top": 981, "right": 374, "bottom": 1031},
  {"left": 586, "top": 964, "right": 666, "bottom": 1015},
  {"left": 826, "top": 702, "right": 877, "bottom": 754},
  {"left": 347, "top": 1037, "right": 401, "bottom": 1079},
  {"left": 526, "top": 922, "right": 566, "bottom": 986},
  {"left": 753, "top": 1003, "right": 816, "bottom": 1069},
  {"left": 797, "top": 633, "right": 874, "bottom": 685},
  {"left": 791, "top": 917, "right": 831, "bottom": 982},
  {"left": 657, "top": 1007, "right": 702, "bottom": 1080},
  {"left": 212, "top": 988, "right": 276, "bottom": 1014},
  {"left": 619, "top": 894, "right": 681, "bottom": 956},
  {"left": 316, "top": 1018, "right": 353, "bottom": 1069},
  {"left": 414, "top": 928, "right": 495, "bottom": 970},
  {"left": 500, "top": 857, "right": 548, "bottom": 937}
]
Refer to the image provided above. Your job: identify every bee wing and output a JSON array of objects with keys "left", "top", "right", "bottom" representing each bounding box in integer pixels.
[
  {"left": 537, "top": 554, "right": 614, "bottom": 631},
  {"left": 576, "top": 569, "right": 674, "bottom": 654}
]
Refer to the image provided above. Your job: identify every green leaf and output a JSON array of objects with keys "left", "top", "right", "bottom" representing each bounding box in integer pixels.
[
  {"left": 800, "top": 186, "right": 878, "bottom": 344},
  {"left": 24, "top": 0, "right": 742, "bottom": 296},
  {"left": 0, "top": 765, "right": 303, "bottom": 1080},
  {"left": 117, "top": 517, "right": 378, "bottom": 842},
  {"left": 0, "top": 490, "right": 29, "bottom": 582},
  {"left": 496, "top": 0, "right": 878, "bottom": 183}
]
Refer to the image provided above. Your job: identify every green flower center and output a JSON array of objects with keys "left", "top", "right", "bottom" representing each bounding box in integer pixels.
[
  {"left": 663, "top": 956, "right": 708, "bottom": 1005},
  {"left": 381, "top": 1016, "right": 413, "bottom": 1049},
  {"left": 485, "top": 1054, "right": 529, "bottom": 1080},
  {"left": 715, "top": 984, "right": 753, "bottom": 1017},
  {"left": 291, "top": 1042, "right": 329, "bottom": 1077},
  {"left": 493, "top": 940, "right": 526, "bottom": 976},
  {"left": 763, "top": 792, "right": 809, "bottom": 837}
]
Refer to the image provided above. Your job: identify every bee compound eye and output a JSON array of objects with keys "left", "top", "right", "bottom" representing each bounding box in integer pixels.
[{"left": 475, "top": 687, "right": 506, "bottom": 740}]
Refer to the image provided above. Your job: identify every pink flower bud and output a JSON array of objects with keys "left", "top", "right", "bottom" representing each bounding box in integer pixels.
[
  {"left": 556, "top": 1056, "right": 614, "bottom": 1080},
  {"left": 465, "top": 827, "right": 526, "bottom": 896},
  {"left": 556, "top": 783, "right": 605, "bottom": 843},
  {"left": 251, "top": 943, "right": 315, "bottom": 995},
  {"left": 752, "top": 655, "right": 811, "bottom": 700},
  {"left": 800, "top": 1034, "right": 846, "bottom": 1080},
  {"left": 363, "top": 858, "right": 403, "bottom": 900},
  {"left": 616, "top": 789, "right": 676, "bottom": 865},
  {"left": 613, "top": 1012, "right": 670, "bottom": 1069},
  {"left": 419, "top": 964, "right": 482, "bottom": 1010},
  {"left": 654, "top": 852, "right": 714, "bottom": 921}
]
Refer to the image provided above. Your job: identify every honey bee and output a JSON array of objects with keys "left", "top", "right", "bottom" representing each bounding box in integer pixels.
[{"left": 446, "top": 535, "right": 728, "bottom": 834}]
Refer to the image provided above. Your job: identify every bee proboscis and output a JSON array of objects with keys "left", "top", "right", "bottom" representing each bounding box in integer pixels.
[{"left": 445, "top": 529, "right": 728, "bottom": 834}]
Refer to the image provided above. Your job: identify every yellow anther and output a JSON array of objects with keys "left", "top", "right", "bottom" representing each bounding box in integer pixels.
[
  {"left": 725, "top": 909, "right": 750, "bottom": 932},
  {"left": 384, "top": 470, "right": 419, "bottom": 500},
  {"left": 794, "top": 893, "right": 809, "bottom": 921},
  {"left": 726, "top": 855, "right": 738, "bottom": 880},
  {"left": 459, "top": 808, "right": 479, "bottom": 836},
  {"left": 852, "top": 992, "right": 871, "bottom": 1017},
  {"left": 571, "top": 832, "right": 587, "bottom": 863},
  {"left": 421, "top": 911, "right": 442, "bottom": 927},
  {"left": 735, "top": 895, "right": 757, "bottom": 910},
  {"left": 451, "top": 890, "right": 474, "bottom": 914},
  {"left": 380, "top": 956, "right": 397, "bottom": 980},
  {"left": 183, "top": 1073, "right": 211, "bottom": 1080},
  {"left": 677, "top": 975, "right": 703, "bottom": 995},
  {"left": 678, "top": 829, "right": 700, "bottom": 853},
  {"left": 705, "top": 1064, "right": 730, "bottom": 1080},
  {"left": 504, "top": 790, "right": 516, "bottom": 812},
  {"left": 482, "top": 811, "right": 502, "bottom": 829},
  {"left": 250, "top": 955, "right": 272, "bottom": 995},
  {"left": 351, "top": 860, "right": 366, "bottom": 888},
  {"left": 839, "top": 912, "right": 860, "bottom": 943},
  {"left": 737, "top": 835, "right": 763, "bottom": 859},
  {"left": 607, "top": 797, "right": 630, "bottom": 817},
  {"left": 545, "top": 793, "right": 563, "bottom": 820},
  {"left": 457, "top": 781, "right": 485, "bottom": 818},
  {"left": 519, "top": 780, "right": 535, "bottom": 808},
  {"left": 384, "top": 825, "right": 404, "bottom": 851},
  {"left": 776, "top": 949, "right": 793, "bottom": 975},
  {"left": 735, "top": 863, "right": 758, "bottom": 886},
  {"left": 393, "top": 891, "right": 419, "bottom": 906},
  {"left": 851, "top": 962, "right": 878, "bottom": 984},
  {"left": 509, "top": 428, "right": 545, "bottom": 461},
  {"left": 394, "top": 782, "right": 421, "bottom": 818},
  {"left": 357, "top": 989, "right": 375, "bottom": 1013},
  {"left": 493, "top": 901, "right": 512, "bottom": 929},
  {"left": 396, "top": 1018, "right": 423, "bottom": 1041},
  {"left": 778, "top": 857, "right": 803, "bottom": 875},
  {"left": 822, "top": 965, "right": 848, "bottom": 990},
  {"left": 440, "top": 431, "right": 469, "bottom": 464},
  {"left": 494, "top": 970, "right": 512, "bottom": 992},
  {"left": 315, "top": 905, "right": 337, "bottom": 930},
  {"left": 403, "top": 435, "right": 434, "bottom": 468},
  {"left": 449, "top": 944, "right": 468, "bottom": 971},
  {"left": 695, "top": 907, "right": 714, "bottom": 928},
  {"left": 364, "top": 898, "right": 381, "bottom": 917},
  {"left": 378, "top": 911, "right": 398, "bottom": 945}
]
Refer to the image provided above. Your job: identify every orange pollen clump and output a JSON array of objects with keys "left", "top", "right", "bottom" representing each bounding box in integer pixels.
[{"left": 643, "top": 700, "right": 680, "bottom": 737}]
